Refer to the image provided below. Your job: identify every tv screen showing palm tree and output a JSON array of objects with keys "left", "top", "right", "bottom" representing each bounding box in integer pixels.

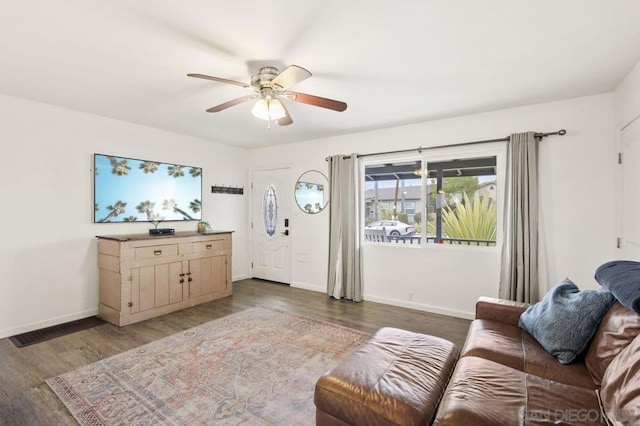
[{"left": 93, "top": 154, "right": 202, "bottom": 223}]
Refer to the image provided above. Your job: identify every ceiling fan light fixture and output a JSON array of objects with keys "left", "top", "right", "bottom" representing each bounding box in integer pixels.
[
  {"left": 267, "top": 98, "right": 286, "bottom": 120},
  {"left": 251, "top": 97, "right": 286, "bottom": 121},
  {"left": 251, "top": 98, "right": 269, "bottom": 120},
  {"left": 188, "top": 64, "right": 347, "bottom": 126}
]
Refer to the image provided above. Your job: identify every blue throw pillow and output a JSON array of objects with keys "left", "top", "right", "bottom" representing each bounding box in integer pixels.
[
  {"left": 518, "top": 279, "right": 615, "bottom": 364},
  {"left": 595, "top": 261, "right": 640, "bottom": 313}
]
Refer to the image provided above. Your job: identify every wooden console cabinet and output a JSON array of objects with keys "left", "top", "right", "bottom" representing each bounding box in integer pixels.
[{"left": 96, "top": 231, "right": 233, "bottom": 326}]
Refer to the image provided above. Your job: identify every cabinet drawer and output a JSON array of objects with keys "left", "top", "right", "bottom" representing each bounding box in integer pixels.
[
  {"left": 135, "top": 244, "right": 178, "bottom": 259},
  {"left": 192, "top": 240, "right": 224, "bottom": 253}
]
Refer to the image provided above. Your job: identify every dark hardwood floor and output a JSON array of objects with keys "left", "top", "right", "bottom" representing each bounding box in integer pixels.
[{"left": 0, "top": 279, "right": 470, "bottom": 425}]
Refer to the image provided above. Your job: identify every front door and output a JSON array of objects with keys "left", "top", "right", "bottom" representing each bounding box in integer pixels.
[{"left": 252, "top": 168, "right": 291, "bottom": 284}]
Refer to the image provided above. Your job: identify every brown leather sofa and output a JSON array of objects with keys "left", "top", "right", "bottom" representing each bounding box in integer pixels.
[
  {"left": 315, "top": 296, "right": 640, "bottom": 425},
  {"left": 433, "top": 296, "right": 640, "bottom": 425}
]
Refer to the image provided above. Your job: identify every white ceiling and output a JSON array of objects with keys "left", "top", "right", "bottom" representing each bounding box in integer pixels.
[{"left": 2, "top": 1, "right": 640, "bottom": 149}]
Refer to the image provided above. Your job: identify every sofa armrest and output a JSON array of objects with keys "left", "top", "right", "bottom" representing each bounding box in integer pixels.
[{"left": 475, "top": 296, "right": 530, "bottom": 326}]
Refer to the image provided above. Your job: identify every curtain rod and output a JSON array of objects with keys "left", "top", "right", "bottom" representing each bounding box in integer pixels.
[{"left": 325, "top": 129, "right": 566, "bottom": 161}]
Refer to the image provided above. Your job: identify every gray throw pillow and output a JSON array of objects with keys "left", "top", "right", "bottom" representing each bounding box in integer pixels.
[{"left": 518, "top": 279, "right": 615, "bottom": 364}]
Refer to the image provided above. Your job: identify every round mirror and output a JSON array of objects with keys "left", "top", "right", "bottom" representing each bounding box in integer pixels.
[{"left": 294, "top": 170, "right": 329, "bottom": 214}]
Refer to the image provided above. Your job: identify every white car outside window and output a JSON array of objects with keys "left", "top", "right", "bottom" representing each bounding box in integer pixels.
[{"left": 365, "top": 220, "right": 415, "bottom": 236}]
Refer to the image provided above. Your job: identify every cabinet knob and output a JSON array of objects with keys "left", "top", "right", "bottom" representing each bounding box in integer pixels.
[
  {"left": 206, "top": 244, "right": 212, "bottom": 249},
  {"left": 188, "top": 278, "right": 192, "bottom": 282},
  {"left": 154, "top": 250, "right": 162, "bottom": 256},
  {"left": 179, "top": 273, "right": 185, "bottom": 277},
  {"left": 180, "top": 279, "right": 184, "bottom": 284}
]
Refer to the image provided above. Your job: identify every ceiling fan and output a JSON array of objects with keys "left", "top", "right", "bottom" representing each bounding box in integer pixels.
[{"left": 187, "top": 65, "right": 347, "bottom": 127}]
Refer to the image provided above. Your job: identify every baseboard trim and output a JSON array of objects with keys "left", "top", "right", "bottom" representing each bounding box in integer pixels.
[
  {"left": 232, "top": 274, "right": 250, "bottom": 282},
  {"left": 289, "top": 282, "right": 473, "bottom": 320},
  {"left": 291, "top": 281, "right": 325, "bottom": 293},
  {"left": 363, "top": 295, "right": 474, "bottom": 320},
  {"left": 0, "top": 308, "right": 100, "bottom": 340}
]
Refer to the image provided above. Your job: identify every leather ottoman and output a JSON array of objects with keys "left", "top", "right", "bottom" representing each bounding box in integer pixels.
[{"left": 314, "top": 327, "right": 460, "bottom": 425}]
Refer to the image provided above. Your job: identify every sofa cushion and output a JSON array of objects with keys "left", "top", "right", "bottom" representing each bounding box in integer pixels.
[
  {"left": 433, "top": 356, "right": 605, "bottom": 426},
  {"left": 461, "top": 319, "right": 596, "bottom": 389},
  {"left": 595, "top": 260, "right": 640, "bottom": 313},
  {"left": 518, "top": 279, "right": 615, "bottom": 364},
  {"left": 584, "top": 302, "right": 640, "bottom": 385},
  {"left": 599, "top": 334, "right": 640, "bottom": 425}
]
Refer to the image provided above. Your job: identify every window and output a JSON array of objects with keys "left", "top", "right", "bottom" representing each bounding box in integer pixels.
[
  {"left": 364, "top": 161, "right": 421, "bottom": 242},
  {"left": 363, "top": 153, "right": 498, "bottom": 247},
  {"left": 404, "top": 201, "right": 416, "bottom": 214},
  {"left": 425, "top": 156, "right": 497, "bottom": 246}
]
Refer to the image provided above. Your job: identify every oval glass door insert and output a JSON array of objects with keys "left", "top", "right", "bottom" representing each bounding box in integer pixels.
[{"left": 263, "top": 184, "right": 278, "bottom": 236}]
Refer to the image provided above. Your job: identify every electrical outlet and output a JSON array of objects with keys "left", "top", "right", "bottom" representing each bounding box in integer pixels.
[{"left": 408, "top": 292, "right": 414, "bottom": 301}]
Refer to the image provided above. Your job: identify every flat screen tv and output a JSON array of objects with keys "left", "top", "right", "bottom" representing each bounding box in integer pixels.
[{"left": 93, "top": 153, "right": 202, "bottom": 223}]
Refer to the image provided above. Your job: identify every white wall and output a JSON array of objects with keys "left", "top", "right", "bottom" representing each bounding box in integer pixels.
[
  {"left": 248, "top": 93, "right": 617, "bottom": 318},
  {"left": 0, "top": 88, "right": 622, "bottom": 336},
  {"left": 0, "top": 93, "right": 249, "bottom": 338},
  {"left": 615, "top": 60, "right": 640, "bottom": 128}
]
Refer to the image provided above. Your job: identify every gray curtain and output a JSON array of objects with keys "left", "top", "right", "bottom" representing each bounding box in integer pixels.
[
  {"left": 499, "top": 132, "right": 540, "bottom": 303},
  {"left": 327, "top": 154, "right": 363, "bottom": 302}
]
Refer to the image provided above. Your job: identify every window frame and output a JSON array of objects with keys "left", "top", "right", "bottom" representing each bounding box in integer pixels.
[{"left": 360, "top": 142, "right": 506, "bottom": 250}]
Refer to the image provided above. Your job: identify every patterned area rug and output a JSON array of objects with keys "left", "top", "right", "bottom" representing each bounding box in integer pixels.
[{"left": 47, "top": 307, "right": 369, "bottom": 425}]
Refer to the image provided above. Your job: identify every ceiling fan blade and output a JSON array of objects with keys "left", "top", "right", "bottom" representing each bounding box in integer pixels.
[
  {"left": 271, "top": 65, "right": 312, "bottom": 91},
  {"left": 278, "top": 115, "right": 293, "bottom": 126},
  {"left": 206, "top": 95, "right": 257, "bottom": 112},
  {"left": 285, "top": 91, "right": 347, "bottom": 112},
  {"left": 277, "top": 102, "right": 293, "bottom": 126},
  {"left": 187, "top": 73, "right": 250, "bottom": 88}
]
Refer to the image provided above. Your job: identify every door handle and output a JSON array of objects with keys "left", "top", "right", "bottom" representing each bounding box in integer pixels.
[{"left": 281, "top": 230, "right": 289, "bottom": 236}]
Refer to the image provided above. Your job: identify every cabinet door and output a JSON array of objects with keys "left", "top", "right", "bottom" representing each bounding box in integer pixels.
[
  {"left": 130, "top": 262, "right": 184, "bottom": 313},
  {"left": 189, "top": 255, "right": 226, "bottom": 298}
]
